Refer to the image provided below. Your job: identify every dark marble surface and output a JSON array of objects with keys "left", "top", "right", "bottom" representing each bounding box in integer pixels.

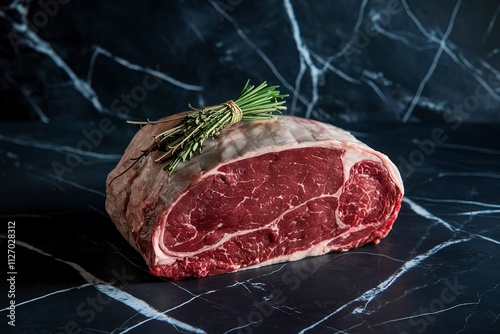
[
  {"left": 1, "top": 0, "right": 499, "bottom": 124},
  {"left": 1, "top": 0, "right": 500, "bottom": 333},
  {"left": 1, "top": 120, "right": 499, "bottom": 334}
]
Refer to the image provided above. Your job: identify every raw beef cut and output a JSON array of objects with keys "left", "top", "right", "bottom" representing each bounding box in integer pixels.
[{"left": 105, "top": 115, "right": 404, "bottom": 280}]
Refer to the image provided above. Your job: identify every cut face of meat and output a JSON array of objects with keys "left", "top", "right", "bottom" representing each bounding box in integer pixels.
[
  {"left": 163, "top": 147, "right": 344, "bottom": 252},
  {"left": 105, "top": 116, "right": 404, "bottom": 280}
]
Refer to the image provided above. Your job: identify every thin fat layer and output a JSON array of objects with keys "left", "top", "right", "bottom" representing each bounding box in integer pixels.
[
  {"left": 106, "top": 116, "right": 404, "bottom": 274},
  {"left": 150, "top": 141, "right": 398, "bottom": 268}
]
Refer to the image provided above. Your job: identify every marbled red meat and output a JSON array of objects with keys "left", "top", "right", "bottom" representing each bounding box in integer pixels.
[{"left": 105, "top": 115, "right": 404, "bottom": 280}]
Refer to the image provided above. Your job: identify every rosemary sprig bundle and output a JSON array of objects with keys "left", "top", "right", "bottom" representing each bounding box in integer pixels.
[{"left": 109, "top": 80, "right": 288, "bottom": 184}]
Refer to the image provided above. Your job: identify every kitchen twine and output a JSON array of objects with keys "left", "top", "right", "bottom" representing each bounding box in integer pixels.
[{"left": 224, "top": 100, "right": 243, "bottom": 125}]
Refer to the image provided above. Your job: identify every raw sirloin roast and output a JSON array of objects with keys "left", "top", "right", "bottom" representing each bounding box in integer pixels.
[{"left": 106, "top": 115, "right": 404, "bottom": 280}]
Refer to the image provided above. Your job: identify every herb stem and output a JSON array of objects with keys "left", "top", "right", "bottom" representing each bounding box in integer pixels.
[{"left": 123, "top": 80, "right": 288, "bottom": 175}]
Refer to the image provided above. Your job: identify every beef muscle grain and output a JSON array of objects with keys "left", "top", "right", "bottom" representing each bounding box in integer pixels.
[{"left": 106, "top": 116, "right": 404, "bottom": 280}]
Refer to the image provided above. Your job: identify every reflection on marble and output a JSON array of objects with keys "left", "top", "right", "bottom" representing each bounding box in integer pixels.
[
  {"left": 1, "top": 0, "right": 499, "bottom": 123},
  {"left": 0, "top": 121, "right": 499, "bottom": 333}
]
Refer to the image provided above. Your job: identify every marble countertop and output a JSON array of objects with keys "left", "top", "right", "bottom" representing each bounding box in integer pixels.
[
  {"left": 2, "top": 0, "right": 499, "bottom": 332},
  {"left": 2, "top": 1, "right": 499, "bottom": 124},
  {"left": 1, "top": 120, "right": 499, "bottom": 334}
]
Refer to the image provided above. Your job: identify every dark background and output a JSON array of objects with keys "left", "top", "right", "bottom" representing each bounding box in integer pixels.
[
  {"left": 1, "top": 0, "right": 499, "bottom": 125},
  {"left": 1, "top": 1, "right": 500, "bottom": 333}
]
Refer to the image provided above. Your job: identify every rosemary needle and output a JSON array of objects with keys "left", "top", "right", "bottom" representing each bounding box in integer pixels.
[{"left": 109, "top": 80, "right": 288, "bottom": 185}]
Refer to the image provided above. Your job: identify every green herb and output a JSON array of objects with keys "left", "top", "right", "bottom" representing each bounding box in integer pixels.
[{"left": 109, "top": 80, "right": 287, "bottom": 185}]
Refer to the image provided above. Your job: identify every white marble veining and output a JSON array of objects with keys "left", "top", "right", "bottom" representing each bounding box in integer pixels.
[
  {"left": 2, "top": 0, "right": 498, "bottom": 122},
  {"left": 1, "top": 1, "right": 499, "bottom": 332},
  {"left": 0, "top": 237, "right": 207, "bottom": 333},
  {"left": 401, "top": 0, "right": 462, "bottom": 123},
  {"left": 298, "top": 238, "right": 471, "bottom": 333},
  {"left": 1, "top": 126, "right": 499, "bottom": 331},
  {"left": 1, "top": 1, "right": 203, "bottom": 121},
  {"left": 0, "top": 134, "right": 121, "bottom": 160}
]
